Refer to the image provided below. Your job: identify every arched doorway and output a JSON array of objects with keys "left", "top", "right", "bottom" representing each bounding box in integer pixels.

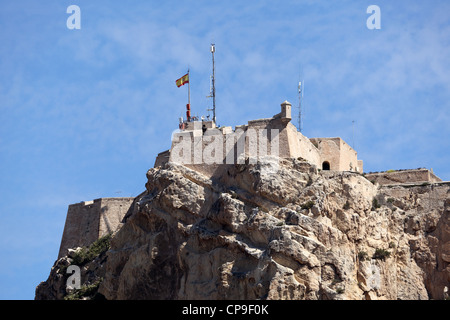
[{"left": 322, "top": 161, "right": 330, "bottom": 170}]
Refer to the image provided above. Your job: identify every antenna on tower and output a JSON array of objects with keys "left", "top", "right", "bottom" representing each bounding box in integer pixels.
[
  {"left": 297, "top": 80, "right": 304, "bottom": 132},
  {"left": 206, "top": 43, "right": 216, "bottom": 123},
  {"left": 352, "top": 120, "right": 356, "bottom": 150}
]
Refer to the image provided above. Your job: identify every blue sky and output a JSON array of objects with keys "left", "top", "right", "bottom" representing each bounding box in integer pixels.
[{"left": 0, "top": 1, "right": 449, "bottom": 299}]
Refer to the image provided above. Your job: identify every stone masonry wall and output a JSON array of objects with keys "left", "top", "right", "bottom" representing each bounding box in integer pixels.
[
  {"left": 365, "top": 169, "right": 442, "bottom": 186},
  {"left": 169, "top": 101, "right": 325, "bottom": 168},
  {"left": 160, "top": 101, "right": 363, "bottom": 174},
  {"left": 58, "top": 197, "right": 134, "bottom": 259},
  {"left": 337, "top": 138, "right": 359, "bottom": 172},
  {"left": 312, "top": 138, "right": 341, "bottom": 171},
  {"left": 310, "top": 137, "right": 362, "bottom": 173}
]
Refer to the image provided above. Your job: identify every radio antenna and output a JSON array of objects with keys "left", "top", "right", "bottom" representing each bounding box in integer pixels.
[
  {"left": 297, "top": 80, "right": 304, "bottom": 132},
  {"left": 352, "top": 120, "right": 356, "bottom": 150},
  {"left": 206, "top": 43, "right": 216, "bottom": 123}
]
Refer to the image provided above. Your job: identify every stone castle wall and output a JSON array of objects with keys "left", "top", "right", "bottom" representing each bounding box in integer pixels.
[
  {"left": 365, "top": 169, "right": 442, "bottom": 186},
  {"left": 310, "top": 137, "right": 362, "bottom": 172},
  {"left": 58, "top": 197, "right": 135, "bottom": 259},
  {"left": 159, "top": 100, "right": 363, "bottom": 174}
]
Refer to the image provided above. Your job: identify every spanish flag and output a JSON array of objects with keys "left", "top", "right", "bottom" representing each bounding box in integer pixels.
[{"left": 176, "top": 73, "right": 189, "bottom": 87}]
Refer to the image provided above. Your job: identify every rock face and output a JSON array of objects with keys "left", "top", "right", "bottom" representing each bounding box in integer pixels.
[{"left": 36, "top": 158, "right": 450, "bottom": 300}]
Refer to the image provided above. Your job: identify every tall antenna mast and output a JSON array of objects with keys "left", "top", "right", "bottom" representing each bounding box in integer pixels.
[
  {"left": 298, "top": 80, "right": 304, "bottom": 132},
  {"left": 207, "top": 43, "right": 216, "bottom": 123},
  {"left": 352, "top": 120, "right": 356, "bottom": 149}
]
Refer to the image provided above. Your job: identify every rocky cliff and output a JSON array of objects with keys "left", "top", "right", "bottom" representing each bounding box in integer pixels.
[{"left": 36, "top": 158, "right": 450, "bottom": 300}]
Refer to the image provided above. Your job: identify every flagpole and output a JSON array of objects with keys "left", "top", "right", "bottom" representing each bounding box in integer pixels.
[{"left": 188, "top": 68, "right": 190, "bottom": 107}]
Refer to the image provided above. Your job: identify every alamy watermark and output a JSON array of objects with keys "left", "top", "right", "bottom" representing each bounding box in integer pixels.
[
  {"left": 66, "top": 265, "right": 81, "bottom": 291},
  {"left": 366, "top": 5, "right": 381, "bottom": 30},
  {"left": 171, "top": 122, "right": 280, "bottom": 172},
  {"left": 66, "top": 5, "right": 380, "bottom": 31},
  {"left": 66, "top": 5, "right": 81, "bottom": 30}
]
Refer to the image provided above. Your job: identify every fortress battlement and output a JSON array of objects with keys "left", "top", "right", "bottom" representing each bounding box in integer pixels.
[
  {"left": 156, "top": 100, "right": 364, "bottom": 173},
  {"left": 58, "top": 197, "right": 135, "bottom": 259}
]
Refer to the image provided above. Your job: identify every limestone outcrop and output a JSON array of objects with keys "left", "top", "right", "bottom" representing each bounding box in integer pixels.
[{"left": 36, "top": 158, "right": 450, "bottom": 300}]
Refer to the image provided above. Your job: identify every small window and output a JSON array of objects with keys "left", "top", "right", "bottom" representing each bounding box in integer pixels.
[{"left": 322, "top": 161, "right": 330, "bottom": 170}]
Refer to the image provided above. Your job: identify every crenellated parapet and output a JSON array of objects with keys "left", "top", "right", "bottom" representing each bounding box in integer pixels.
[{"left": 156, "top": 100, "right": 363, "bottom": 174}]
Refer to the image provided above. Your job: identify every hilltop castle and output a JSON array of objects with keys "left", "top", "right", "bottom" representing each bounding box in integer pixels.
[
  {"left": 56, "top": 100, "right": 442, "bottom": 259},
  {"left": 156, "top": 100, "right": 363, "bottom": 173}
]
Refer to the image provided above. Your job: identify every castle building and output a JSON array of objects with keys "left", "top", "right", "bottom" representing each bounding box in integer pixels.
[
  {"left": 58, "top": 197, "right": 135, "bottom": 259},
  {"left": 156, "top": 100, "right": 363, "bottom": 173}
]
